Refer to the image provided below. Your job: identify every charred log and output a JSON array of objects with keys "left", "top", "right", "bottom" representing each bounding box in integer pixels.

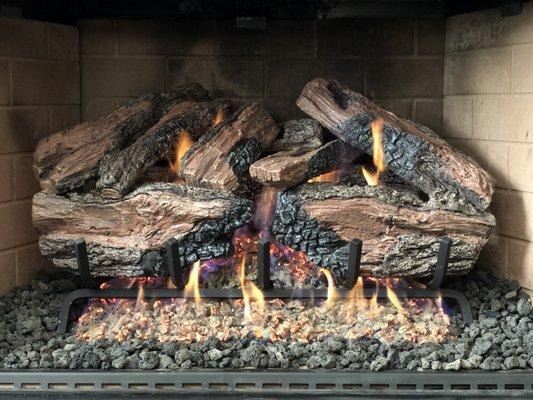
[
  {"left": 249, "top": 140, "right": 363, "bottom": 187},
  {"left": 180, "top": 103, "right": 279, "bottom": 194},
  {"left": 272, "top": 183, "right": 495, "bottom": 279},
  {"left": 96, "top": 100, "right": 233, "bottom": 199},
  {"left": 33, "top": 183, "right": 254, "bottom": 277},
  {"left": 268, "top": 119, "right": 323, "bottom": 152},
  {"left": 34, "top": 83, "right": 210, "bottom": 194},
  {"left": 297, "top": 78, "right": 495, "bottom": 212}
]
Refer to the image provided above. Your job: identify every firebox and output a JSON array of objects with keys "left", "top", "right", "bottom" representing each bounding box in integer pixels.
[{"left": 0, "top": 0, "right": 532, "bottom": 398}]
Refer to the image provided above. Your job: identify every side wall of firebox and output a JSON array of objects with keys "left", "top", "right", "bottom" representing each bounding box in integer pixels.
[
  {"left": 0, "top": 17, "right": 80, "bottom": 295},
  {"left": 443, "top": 3, "right": 533, "bottom": 290}
]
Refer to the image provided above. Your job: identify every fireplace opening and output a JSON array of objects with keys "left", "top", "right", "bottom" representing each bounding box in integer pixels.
[{"left": 0, "top": 0, "right": 532, "bottom": 398}]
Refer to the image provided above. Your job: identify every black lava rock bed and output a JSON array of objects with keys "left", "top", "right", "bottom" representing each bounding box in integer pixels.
[{"left": 0, "top": 269, "right": 532, "bottom": 372}]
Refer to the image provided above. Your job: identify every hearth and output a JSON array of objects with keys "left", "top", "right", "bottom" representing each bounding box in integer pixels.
[{"left": 0, "top": 1, "right": 532, "bottom": 399}]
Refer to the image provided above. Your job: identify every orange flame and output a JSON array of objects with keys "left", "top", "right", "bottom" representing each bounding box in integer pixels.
[
  {"left": 319, "top": 268, "right": 337, "bottom": 306},
  {"left": 386, "top": 285, "right": 406, "bottom": 321},
  {"left": 307, "top": 169, "right": 342, "bottom": 183},
  {"left": 213, "top": 110, "right": 225, "bottom": 126},
  {"left": 171, "top": 131, "right": 194, "bottom": 178},
  {"left": 184, "top": 261, "right": 201, "bottom": 305},
  {"left": 362, "top": 118, "right": 386, "bottom": 186},
  {"left": 239, "top": 256, "right": 265, "bottom": 322}
]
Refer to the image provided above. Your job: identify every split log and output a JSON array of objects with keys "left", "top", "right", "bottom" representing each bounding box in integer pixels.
[
  {"left": 249, "top": 140, "right": 363, "bottom": 187},
  {"left": 32, "top": 183, "right": 254, "bottom": 277},
  {"left": 34, "top": 83, "right": 210, "bottom": 194},
  {"left": 268, "top": 119, "right": 323, "bottom": 152},
  {"left": 272, "top": 183, "right": 495, "bottom": 279},
  {"left": 180, "top": 103, "right": 279, "bottom": 194},
  {"left": 96, "top": 99, "right": 233, "bottom": 199},
  {"left": 297, "top": 78, "right": 495, "bottom": 212}
]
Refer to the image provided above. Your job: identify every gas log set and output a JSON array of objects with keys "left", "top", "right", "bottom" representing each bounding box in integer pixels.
[{"left": 0, "top": 77, "right": 532, "bottom": 396}]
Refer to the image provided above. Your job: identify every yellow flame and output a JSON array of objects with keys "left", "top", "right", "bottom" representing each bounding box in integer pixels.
[
  {"left": 171, "top": 131, "right": 194, "bottom": 175},
  {"left": 134, "top": 285, "right": 146, "bottom": 313},
  {"left": 184, "top": 261, "right": 201, "bottom": 305},
  {"left": 213, "top": 110, "right": 225, "bottom": 126},
  {"left": 239, "top": 256, "right": 265, "bottom": 322},
  {"left": 319, "top": 268, "right": 337, "bottom": 306},
  {"left": 307, "top": 169, "right": 342, "bottom": 183},
  {"left": 362, "top": 118, "right": 386, "bottom": 186},
  {"left": 386, "top": 285, "right": 406, "bottom": 321},
  {"left": 368, "top": 279, "right": 379, "bottom": 312},
  {"left": 347, "top": 276, "right": 366, "bottom": 312}
]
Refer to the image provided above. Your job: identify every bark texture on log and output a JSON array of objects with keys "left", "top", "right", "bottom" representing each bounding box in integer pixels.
[
  {"left": 249, "top": 140, "right": 362, "bottom": 187},
  {"left": 34, "top": 84, "right": 210, "bottom": 194},
  {"left": 272, "top": 183, "right": 495, "bottom": 279},
  {"left": 97, "top": 100, "right": 233, "bottom": 199},
  {"left": 180, "top": 103, "right": 279, "bottom": 194},
  {"left": 268, "top": 119, "right": 323, "bottom": 152},
  {"left": 33, "top": 183, "right": 254, "bottom": 276},
  {"left": 296, "top": 78, "right": 495, "bottom": 212}
]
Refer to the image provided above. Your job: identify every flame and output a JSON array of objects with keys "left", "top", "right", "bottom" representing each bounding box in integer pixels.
[
  {"left": 239, "top": 256, "right": 265, "bottom": 323},
  {"left": 346, "top": 277, "right": 366, "bottom": 313},
  {"left": 307, "top": 169, "right": 342, "bottom": 183},
  {"left": 213, "top": 110, "right": 225, "bottom": 126},
  {"left": 362, "top": 118, "right": 386, "bottom": 186},
  {"left": 184, "top": 261, "right": 201, "bottom": 305},
  {"left": 319, "top": 268, "right": 337, "bottom": 306},
  {"left": 171, "top": 131, "right": 194, "bottom": 178},
  {"left": 386, "top": 285, "right": 406, "bottom": 321}
]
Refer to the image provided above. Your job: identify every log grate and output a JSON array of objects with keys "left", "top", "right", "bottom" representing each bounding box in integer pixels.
[
  {"left": 57, "top": 236, "right": 473, "bottom": 334},
  {"left": 0, "top": 370, "right": 531, "bottom": 398}
]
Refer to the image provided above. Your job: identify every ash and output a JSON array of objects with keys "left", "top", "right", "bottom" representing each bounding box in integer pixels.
[{"left": 0, "top": 270, "right": 532, "bottom": 372}]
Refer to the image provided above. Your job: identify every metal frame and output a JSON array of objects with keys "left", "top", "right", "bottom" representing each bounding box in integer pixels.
[
  {"left": 57, "top": 236, "right": 473, "bottom": 334},
  {"left": 0, "top": 370, "right": 531, "bottom": 398}
]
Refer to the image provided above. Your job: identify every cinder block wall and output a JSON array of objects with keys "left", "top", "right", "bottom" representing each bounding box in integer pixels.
[
  {"left": 78, "top": 19, "right": 445, "bottom": 131},
  {"left": 0, "top": 17, "right": 80, "bottom": 295},
  {"left": 443, "top": 4, "right": 533, "bottom": 289}
]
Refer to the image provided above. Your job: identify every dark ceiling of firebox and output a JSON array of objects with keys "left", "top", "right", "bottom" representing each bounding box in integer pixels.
[{"left": 0, "top": 0, "right": 525, "bottom": 24}]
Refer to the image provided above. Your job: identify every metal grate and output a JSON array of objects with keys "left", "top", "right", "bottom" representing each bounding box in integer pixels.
[{"left": 0, "top": 370, "right": 531, "bottom": 398}]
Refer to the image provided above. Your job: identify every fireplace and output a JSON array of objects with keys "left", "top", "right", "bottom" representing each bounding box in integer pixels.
[{"left": 0, "top": 0, "right": 532, "bottom": 398}]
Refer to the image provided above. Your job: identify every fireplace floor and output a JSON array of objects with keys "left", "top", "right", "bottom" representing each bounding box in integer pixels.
[{"left": 0, "top": 270, "right": 531, "bottom": 374}]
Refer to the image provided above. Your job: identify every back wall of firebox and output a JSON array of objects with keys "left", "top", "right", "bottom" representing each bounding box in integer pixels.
[{"left": 0, "top": 5, "right": 531, "bottom": 295}]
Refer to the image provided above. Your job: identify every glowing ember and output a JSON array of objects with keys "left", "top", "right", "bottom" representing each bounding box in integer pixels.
[
  {"left": 362, "top": 118, "right": 386, "bottom": 186},
  {"left": 307, "top": 169, "right": 342, "bottom": 183},
  {"left": 213, "top": 109, "right": 225, "bottom": 126}
]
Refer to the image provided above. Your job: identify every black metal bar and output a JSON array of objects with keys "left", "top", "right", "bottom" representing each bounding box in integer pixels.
[
  {"left": 345, "top": 239, "right": 362, "bottom": 290},
  {"left": 57, "top": 286, "right": 472, "bottom": 334},
  {"left": 428, "top": 237, "right": 452, "bottom": 290},
  {"left": 256, "top": 237, "right": 271, "bottom": 290},
  {"left": 74, "top": 238, "right": 96, "bottom": 289},
  {"left": 165, "top": 238, "right": 183, "bottom": 289}
]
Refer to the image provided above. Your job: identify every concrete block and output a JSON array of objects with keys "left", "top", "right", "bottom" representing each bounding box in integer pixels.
[
  {"left": 317, "top": 19, "right": 414, "bottom": 56},
  {"left": 0, "top": 250, "right": 16, "bottom": 296},
  {"left": 443, "top": 97, "right": 473, "bottom": 138},
  {"left": 216, "top": 20, "right": 314, "bottom": 56},
  {"left": 0, "top": 108, "right": 49, "bottom": 153},
  {"left": 49, "top": 105, "right": 81, "bottom": 133},
  {"left": 508, "top": 144, "right": 533, "bottom": 192},
  {"left": 0, "top": 61, "right": 9, "bottom": 104},
  {"left": 12, "top": 61, "right": 80, "bottom": 105},
  {"left": 375, "top": 99, "right": 412, "bottom": 119},
  {"left": 444, "top": 49, "right": 511, "bottom": 95},
  {"left": 414, "top": 100, "right": 442, "bottom": 133},
  {"left": 0, "top": 17, "right": 47, "bottom": 58},
  {"left": 417, "top": 20, "right": 445, "bottom": 55},
  {"left": 15, "top": 243, "right": 54, "bottom": 287},
  {"left": 82, "top": 58, "right": 165, "bottom": 97},
  {"left": 473, "top": 95, "right": 533, "bottom": 142},
  {"left": 0, "top": 155, "right": 13, "bottom": 202},
  {"left": 508, "top": 239, "right": 533, "bottom": 290},
  {"left": 82, "top": 98, "right": 118, "bottom": 122},
  {"left": 0, "top": 200, "right": 37, "bottom": 250},
  {"left": 13, "top": 153, "right": 40, "bottom": 199},
  {"left": 118, "top": 20, "right": 214, "bottom": 55},
  {"left": 477, "top": 233, "right": 509, "bottom": 279},
  {"left": 512, "top": 45, "right": 533, "bottom": 93},
  {"left": 367, "top": 58, "right": 443, "bottom": 98},
  {"left": 78, "top": 20, "right": 115, "bottom": 55},
  {"left": 47, "top": 23, "right": 79, "bottom": 61},
  {"left": 491, "top": 189, "right": 533, "bottom": 241}
]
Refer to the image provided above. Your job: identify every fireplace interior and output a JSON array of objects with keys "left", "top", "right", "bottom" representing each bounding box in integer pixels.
[{"left": 0, "top": 0, "right": 532, "bottom": 398}]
